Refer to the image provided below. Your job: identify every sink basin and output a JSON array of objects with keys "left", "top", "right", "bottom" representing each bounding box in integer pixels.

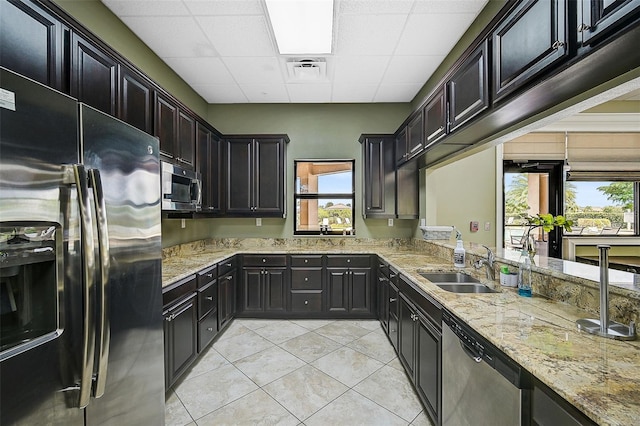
[
  {"left": 419, "top": 272, "right": 481, "bottom": 283},
  {"left": 418, "top": 272, "right": 497, "bottom": 294}
]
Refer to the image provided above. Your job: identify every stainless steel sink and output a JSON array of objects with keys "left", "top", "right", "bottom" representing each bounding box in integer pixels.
[{"left": 419, "top": 272, "right": 497, "bottom": 294}]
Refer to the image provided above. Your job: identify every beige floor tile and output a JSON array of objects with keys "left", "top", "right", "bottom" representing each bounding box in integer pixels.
[
  {"left": 312, "top": 346, "right": 384, "bottom": 387},
  {"left": 304, "top": 389, "right": 408, "bottom": 426},
  {"left": 195, "top": 389, "right": 299, "bottom": 426},
  {"left": 236, "top": 318, "right": 284, "bottom": 330},
  {"left": 347, "top": 329, "right": 398, "bottom": 363},
  {"left": 253, "top": 321, "right": 310, "bottom": 344},
  {"left": 213, "top": 330, "right": 274, "bottom": 362},
  {"left": 263, "top": 365, "right": 348, "bottom": 421},
  {"left": 411, "top": 410, "right": 436, "bottom": 426},
  {"left": 215, "top": 321, "right": 253, "bottom": 342},
  {"left": 314, "top": 321, "right": 371, "bottom": 345},
  {"left": 350, "top": 319, "right": 384, "bottom": 331},
  {"left": 387, "top": 356, "right": 405, "bottom": 372},
  {"left": 289, "top": 319, "right": 336, "bottom": 330},
  {"left": 354, "top": 365, "right": 423, "bottom": 422},
  {"left": 234, "top": 346, "right": 306, "bottom": 386},
  {"left": 182, "top": 347, "right": 229, "bottom": 381},
  {"left": 174, "top": 363, "right": 258, "bottom": 420},
  {"left": 164, "top": 390, "right": 193, "bottom": 426},
  {"left": 278, "top": 331, "right": 342, "bottom": 363}
]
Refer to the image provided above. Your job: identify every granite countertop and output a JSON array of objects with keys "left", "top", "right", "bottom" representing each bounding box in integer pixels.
[{"left": 162, "top": 241, "right": 640, "bottom": 426}]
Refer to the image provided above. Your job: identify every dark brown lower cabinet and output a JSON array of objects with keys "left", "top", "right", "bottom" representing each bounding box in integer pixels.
[
  {"left": 241, "top": 267, "right": 287, "bottom": 313},
  {"left": 218, "top": 269, "right": 236, "bottom": 331},
  {"left": 387, "top": 279, "right": 399, "bottom": 352},
  {"left": 327, "top": 267, "right": 372, "bottom": 314},
  {"left": 163, "top": 293, "right": 198, "bottom": 389}
]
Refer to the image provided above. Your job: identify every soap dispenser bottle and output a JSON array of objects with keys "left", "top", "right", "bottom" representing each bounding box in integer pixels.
[{"left": 453, "top": 231, "right": 465, "bottom": 268}]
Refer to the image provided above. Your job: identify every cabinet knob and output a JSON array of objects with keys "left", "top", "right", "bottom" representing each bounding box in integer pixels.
[
  {"left": 304, "top": 300, "right": 309, "bottom": 305},
  {"left": 389, "top": 298, "right": 397, "bottom": 302},
  {"left": 347, "top": 259, "right": 351, "bottom": 263},
  {"left": 227, "top": 276, "right": 232, "bottom": 280},
  {"left": 207, "top": 327, "right": 214, "bottom": 332},
  {"left": 304, "top": 259, "right": 308, "bottom": 263},
  {"left": 378, "top": 277, "right": 385, "bottom": 282},
  {"left": 304, "top": 277, "right": 308, "bottom": 281},
  {"left": 226, "top": 263, "right": 232, "bottom": 267},
  {"left": 262, "top": 258, "right": 266, "bottom": 263},
  {"left": 165, "top": 315, "right": 173, "bottom": 322},
  {"left": 552, "top": 40, "right": 565, "bottom": 49},
  {"left": 205, "top": 296, "right": 213, "bottom": 301},
  {"left": 578, "top": 23, "right": 591, "bottom": 32}
]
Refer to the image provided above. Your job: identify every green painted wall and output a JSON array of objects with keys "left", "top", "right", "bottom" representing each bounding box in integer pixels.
[{"left": 53, "top": 0, "right": 208, "bottom": 117}]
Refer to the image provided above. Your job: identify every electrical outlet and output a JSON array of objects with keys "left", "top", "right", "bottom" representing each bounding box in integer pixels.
[
  {"left": 420, "top": 218, "right": 426, "bottom": 227},
  {"left": 388, "top": 218, "right": 394, "bottom": 227},
  {"left": 484, "top": 221, "right": 491, "bottom": 231},
  {"left": 181, "top": 219, "right": 186, "bottom": 229},
  {"left": 256, "top": 218, "right": 262, "bottom": 227}
]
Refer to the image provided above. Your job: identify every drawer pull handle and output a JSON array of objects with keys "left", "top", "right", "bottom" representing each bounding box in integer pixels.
[
  {"left": 378, "top": 277, "right": 385, "bottom": 282},
  {"left": 205, "top": 296, "right": 213, "bottom": 301},
  {"left": 389, "top": 298, "right": 397, "bottom": 302},
  {"left": 206, "top": 273, "right": 213, "bottom": 278},
  {"left": 226, "top": 263, "right": 232, "bottom": 267},
  {"left": 227, "top": 276, "right": 232, "bottom": 280},
  {"left": 207, "top": 327, "right": 214, "bottom": 332}
]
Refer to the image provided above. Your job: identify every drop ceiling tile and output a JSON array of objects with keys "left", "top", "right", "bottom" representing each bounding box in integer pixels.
[
  {"left": 241, "top": 84, "right": 290, "bottom": 103},
  {"left": 121, "top": 16, "right": 215, "bottom": 57},
  {"left": 374, "top": 83, "right": 424, "bottom": 102},
  {"left": 184, "top": 0, "right": 264, "bottom": 16},
  {"left": 286, "top": 84, "right": 332, "bottom": 103},
  {"left": 331, "top": 84, "right": 378, "bottom": 102},
  {"left": 412, "top": 0, "right": 488, "bottom": 15},
  {"left": 333, "top": 56, "right": 390, "bottom": 84},
  {"left": 394, "top": 13, "right": 476, "bottom": 55},
  {"left": 197, "top": 15, "right": 275, "bottom": 57},
  {"left": 335, "top": 14, "right": 407, "bottom": 55},
  {"left": 193, "top": 84, "right": 248, "bottom": 103},
  {"left": 222, "top": 57, "right": 284, "bottom": 84},
  {"left": 163, "top": 57, "right": 235, "bottom": 85},
  {"left": 101, "top": 0, "right": 189, "bottom": 17},
  {"left": 337, "top": 0, "right": 414, "bottom": 15},
  {"left": 382, "top": 55, "right": 443, "bottom": 84}
]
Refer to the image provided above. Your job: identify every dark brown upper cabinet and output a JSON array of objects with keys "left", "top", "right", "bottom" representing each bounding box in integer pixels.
[
  {"left": 396, "top": 112, "right": 424, "bottom": 166},
  {"left": 0, "top": 0, "right": 66, "bottom": 91},
  {"left": 70, "top": 32, "right": 118, "bottom": 116},
  {"left": 396, "top": 159, "right": 419, "bottom": 219},
  {"left": 154, "top": 92, "right": 195, "bottom": 169},
  {"left": 492, "top": 0, "right": 569, "bottom": 101},
  {"left": 360, "top": 135, "right": 395, "bottom": 219},
  {"left": 225, "top": 136, "right": 288, "bottom": 217},
  {"left": 422, "top": 85, "right": 447, "bottom": 149},
  {"left": 118, "top": 66, "right": 153, "bottom": 134},
  {"left": 579, "top": 0, "right": 640, "bottom": 45},
  {"left": 196, "top": 123, "right": 222, "bottom": 214},
  {"left": 447, "top": 40, "right": 489, "bottom": 132}
]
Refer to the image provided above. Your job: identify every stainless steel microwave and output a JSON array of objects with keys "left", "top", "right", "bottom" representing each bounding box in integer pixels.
[{"left": 161, "top": 161, "right": 202, "bottom": 211}]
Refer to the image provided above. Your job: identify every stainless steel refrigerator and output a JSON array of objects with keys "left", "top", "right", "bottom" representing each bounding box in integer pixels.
[{"left": 0, "top": 67, "right": 165, "bottom": 424}]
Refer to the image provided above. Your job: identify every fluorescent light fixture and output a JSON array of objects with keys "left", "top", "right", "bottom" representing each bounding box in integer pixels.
[{"left": 265, "top": 0, "right": 333, "bottom": 54}]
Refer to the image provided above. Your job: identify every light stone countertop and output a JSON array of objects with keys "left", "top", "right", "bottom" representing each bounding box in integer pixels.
[{"left": 162, "top": 239, "right": 640, "bottom": 426}]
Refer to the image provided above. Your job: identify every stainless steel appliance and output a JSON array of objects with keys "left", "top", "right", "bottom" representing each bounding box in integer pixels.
[
  {"left": 442, "top": 310, "right": 528, "bottom": 426},
  {"left": 0, "top": 67, "right": 164, "bottom": 425},
  {"left": 161, "top": 160, "right": 202, "bottom": 211}
]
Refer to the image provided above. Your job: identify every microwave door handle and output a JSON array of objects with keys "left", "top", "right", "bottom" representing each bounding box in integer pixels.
[
  {"left": 195, "top": 178, "right": 202, "bottom": 205},
  {"left": 88, "top": 169, "right": 110, "bottom": 398},
  {"left": 72, "top": 165, "right": 97, "bottom": 409}
]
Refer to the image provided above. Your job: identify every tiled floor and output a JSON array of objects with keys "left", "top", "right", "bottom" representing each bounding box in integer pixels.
[{"left": 166, "top": 319, "right": 434, "bottom": 426}]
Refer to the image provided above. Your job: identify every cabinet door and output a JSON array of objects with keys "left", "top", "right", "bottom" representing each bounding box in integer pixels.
[
  {"left": 398, "top": 294, "right": 417, "bottom": 378},
  {"left": 255, "top": 138, "right": 285, "bottom": 215},
  {"left": 155, "top": 93, "right": 178, "bottom": 159},
  {"left": 423, "top": 86, "right": 447, "bottom": 148},
  {"left": 265, "top": 268, "right": 287, "bottom": 312},
  {"left": 388, "top": 281, "right": 399, "bottom": 351},
  {"left": 0, "top": 0, "right": 65, "bottom": 90},
  {"left": 178, "top": 110, "right": 196, "bottom": 169},
  {"left": 416, "top": 312, "right": 441, "bottom": 425},
  {"left": 581, "top": 0, "right": 640, "bottom": 45},
  {"left": 119, "top": 66, "right": 153, "bottom": 133},
  {"left": 448, "top": 40, "right": 489, "bottom": 131},
  {"left": 362, "top": 136, "right": 395, "bottom": 218},
  {"left": 197, "top": 124, "right": 222, "bottom": 213},
  {"left": 493, "top": 0, "right": 568, "bottom": 101},
  {"left": 395, "top": 127, "right": 408, "bottom": 166},
  {"left": 218, "top": 272, "right": 235, "bottom": 330},
  {"left": 376, "top": 271, "right": 389, "bottom": 329},
  {"left": 242, "top": 268, "right": 264, "bottom": 312},
  {"left": 70, "top": 33, "right": 118, "bottom": 116},
  {"left": 406, "top": 113, "right": 424, "bottom": 159},
  {"left": 226, "top": 138, "right": 253, "bottom": 214},
  {"left": 164, "top": 295, "right": 198, "bottom": 388},
  {"left": 350, "top": 268, "right": 371, "bottom": 314},
  {"left": 327, "top": 268, "right": 349, "bottom": 313},
  {"left": 396, "top": 159, "right": 419, "bottom": 219}
]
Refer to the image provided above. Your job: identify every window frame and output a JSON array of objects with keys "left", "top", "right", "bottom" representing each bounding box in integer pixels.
[{"left": 293, "top": 159, "right": 356, "bottom": 236}]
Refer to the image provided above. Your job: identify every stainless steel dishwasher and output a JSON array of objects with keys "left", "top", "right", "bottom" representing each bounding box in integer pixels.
[{"left": 442, "top": 310, "right": 529, "bottom": 426}]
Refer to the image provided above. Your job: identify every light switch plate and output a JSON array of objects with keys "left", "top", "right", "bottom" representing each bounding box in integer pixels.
[
  {"left": 181, "top": 219, "right": 186, "bottom": 229},
  {"left": 388, "top": 218, "right": 394, "bottom": 227},
  {"left": 256, "top": 218, "right": 262, "bottom": 227},
  {"left": 484, "top": 221, "right": 491, "bottom": 231}
]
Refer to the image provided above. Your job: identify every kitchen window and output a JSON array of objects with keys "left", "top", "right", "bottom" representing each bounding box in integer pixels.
[{"left": 294, "top": 160, "right": 355, "bottom": 236}]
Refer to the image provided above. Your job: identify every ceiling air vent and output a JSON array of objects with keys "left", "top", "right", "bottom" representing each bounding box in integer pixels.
[{"left": 286, "top": 59, "right": 327, "bottom": 81}]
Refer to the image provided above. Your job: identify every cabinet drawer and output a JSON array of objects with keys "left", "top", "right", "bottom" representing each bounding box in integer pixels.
[
  {"left": 217, "top": 257, "right": 236, "bottom": 276},
  {"left": 290, "top": 291, "right": 323, "bottom": 312},
  {"left": 291, "top": 268, "right": 323, "bottom": 290},
  {"left": 162, "top": 275, "right": 197, "bottom": 307},
  {"left": 290, "top": 255, "right": 323, "bottom": 267},
  {"left": 198, "top": 282, "right": 217, "bottom": 319},
  {"left": 197, "top": 264, "right": 217, "bottom": 288},
  {"left": 198, "top": 308, "right": 218, "bottom": 352},
  {"left": 326, "top": 255, "right": 371, "bottom": 268},
  {"left": 243, "top": 254, "right": 287, "bottom": 267}
]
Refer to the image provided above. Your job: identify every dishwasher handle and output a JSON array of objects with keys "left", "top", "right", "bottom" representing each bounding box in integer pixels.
[{"left": 460, "top": 339, "right": 483, "bottom": 363}]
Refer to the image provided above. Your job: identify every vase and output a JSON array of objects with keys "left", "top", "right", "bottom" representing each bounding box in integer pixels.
[{"left": 522, "top": 231, "right": 536, "bottom": 259}]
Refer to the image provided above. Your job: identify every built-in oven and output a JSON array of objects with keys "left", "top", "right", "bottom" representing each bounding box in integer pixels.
[{"left": 161, "top": 161, "right": 202, "bottom": 211}]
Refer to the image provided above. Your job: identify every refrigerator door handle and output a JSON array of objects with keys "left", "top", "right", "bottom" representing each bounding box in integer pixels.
[
  {"left": 71, "top": 165, "right": 97, "bottom": 409},
  {"left": 89, "top": 169, "right": 110, "bottom": 399}
]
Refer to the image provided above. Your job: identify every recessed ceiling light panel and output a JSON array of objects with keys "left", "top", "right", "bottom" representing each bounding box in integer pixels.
[{"left": 265, "top": 0, "right": 334, "bottom": 54}]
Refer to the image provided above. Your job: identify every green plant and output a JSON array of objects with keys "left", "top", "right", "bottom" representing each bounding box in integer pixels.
[{"left": 522, "top": 213, "right": 573, "bottom": 233}]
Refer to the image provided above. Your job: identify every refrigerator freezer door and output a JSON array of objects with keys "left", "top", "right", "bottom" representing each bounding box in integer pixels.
[
  {"left": 79, "top": 105, "right": 165, "bottom": 425},
  {"left": 0, "top": 68, "right": 85, "bottom": 424}
]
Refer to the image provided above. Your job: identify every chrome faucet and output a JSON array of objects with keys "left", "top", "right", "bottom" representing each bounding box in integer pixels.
[{"left": 474, "top": 245, "right": 495, "bottom": 280}]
